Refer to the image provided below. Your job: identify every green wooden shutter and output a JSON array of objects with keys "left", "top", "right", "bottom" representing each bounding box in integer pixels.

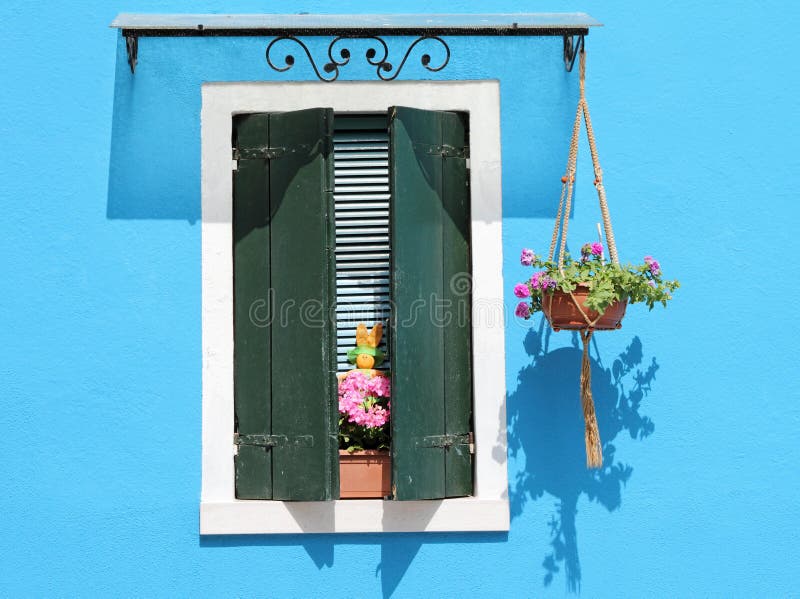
[
  {"left": 389, "top": 106, "right": 473, "bottom": 500},
  {"left": 233, "top": 108, "right": 339, "bottom": 501}
]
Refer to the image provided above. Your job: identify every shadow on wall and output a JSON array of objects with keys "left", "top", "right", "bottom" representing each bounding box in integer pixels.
[
  {"left": 107, "top": 35, "right": 201, "bottom": 222},
  {"left": 200, "top": 530, "right": 506, "bottom": 598},
  {"left": 506, "top": 321, "right": 657, "bottom": 593}
]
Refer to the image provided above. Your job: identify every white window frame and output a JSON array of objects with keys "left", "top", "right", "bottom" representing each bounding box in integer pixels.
[{"left": 201, "top": 80, "right": 508, "bottom": 534}]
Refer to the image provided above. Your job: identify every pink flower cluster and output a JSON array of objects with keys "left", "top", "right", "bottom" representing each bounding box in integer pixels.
[
  {"left": 580, "top": 242, "right": 604, "bottom": 262},
  {"left": 515, "top": 302, "right": 531, "bottom": 319},
  {"left": 520, "top": 248, "right": 536, "bottom": 266},
  {"left": 513, "top": 283, "right": 530, "bottom": 298},
  {"left": 338, "top": 370, "right": 391, "bottom": 429}
]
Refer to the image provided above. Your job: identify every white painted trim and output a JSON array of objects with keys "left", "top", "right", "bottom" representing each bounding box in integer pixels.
[
  {"left": 201, "top": 80, "right": 507, "bottom": 534},
  {"left": 201, "top": 499, "right": 509, "bottom": 535}
]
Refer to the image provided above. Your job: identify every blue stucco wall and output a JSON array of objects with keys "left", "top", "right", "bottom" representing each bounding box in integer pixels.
[{"left": 2, "top": 1, "right": 798, "bottom": 596}]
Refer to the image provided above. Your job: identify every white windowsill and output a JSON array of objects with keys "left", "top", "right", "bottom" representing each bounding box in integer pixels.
[{"left": 201, "top": 498, "right": 509, "bottom": 534}]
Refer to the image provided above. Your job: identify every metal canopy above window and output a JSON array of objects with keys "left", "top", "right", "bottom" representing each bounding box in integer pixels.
[
  {"left": 110, "top": 13, "right": 601, "bottom": 76},
  {"left": 111, "top": 13, "right": 602, "bottom": 33}
]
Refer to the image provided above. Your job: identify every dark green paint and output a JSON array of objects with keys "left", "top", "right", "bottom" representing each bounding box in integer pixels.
[
  {"left": 233, "top": 109, "right": 338, "bottom": 501},
  {"left": 389, "top": 107, "right": 473, "bottom": 500},
  {"left": 441, "top": 111, "right": 473, "bottom": 497},
  {"left": 233, "top": 113, "right": 273, "bottom": 499},
  {"left": 268, "top": 108, "right": 338, "bottom": 501}
]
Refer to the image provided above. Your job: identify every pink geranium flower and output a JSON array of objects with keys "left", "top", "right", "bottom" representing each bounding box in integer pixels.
[
  {"left": 520, "top": 248, "right": 535, "bottom": 266},
  {"left": 515, "top": 301, "right": 531, "bottom": 319}
]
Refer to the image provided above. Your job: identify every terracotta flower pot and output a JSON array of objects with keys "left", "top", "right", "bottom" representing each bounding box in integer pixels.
[
  {"left": 339, "top": 450, "right": 391, "bottom": 499},
  {"left": 542, "top": 284, "right": 627, "bottom": 331}
]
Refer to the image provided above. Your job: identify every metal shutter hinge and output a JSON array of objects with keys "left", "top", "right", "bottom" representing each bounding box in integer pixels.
[
  {"left": 416, "top": 433, "right": 472, "bottom": 450},
  {"left": 233, "top": 144, "right": 312, "bottom": 160},
  {"left": 234, "top": 433, "right": 314, "bottom": 448},
  {"left": 412, "top": 142, "right": 469, "bottom": 158}
]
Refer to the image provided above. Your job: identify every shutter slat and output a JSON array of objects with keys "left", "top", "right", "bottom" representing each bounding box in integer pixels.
[
  {"left": 335, "top": 177, "right": 389, "bottom": 185},
  {"left": 334, "top": 161, "right": 389, "bottom": 169},
  {"left": 336, "top": 219, "right": 389, "bottom": 227},
  {"left": 334, "top": 151, "right": 389, "bottom": 159},
  {"left": 333, "top": 193, "right": 390, "bottom": 206},
  {"left": 334, "top": 132, "right": 388, "bottom": 142},
  {"left": 336, "top": 227, "right": 389, "bottom": 234},
  {"left": 337, "top": 276, "right": 391, "bottom": 284},
  {"left": 334, "top": 144, "right": 388, "bottom": 152},
  {"left": 334, "top": 185, "right": 390, "bottom": 193},
  {"left": 336, "top": 212, "right": 389, "bottom": 219}
]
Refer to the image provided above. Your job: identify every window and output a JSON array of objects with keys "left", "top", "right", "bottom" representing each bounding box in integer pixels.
[{"left": 201, "top": 81, "right": 507, "bottom": 533}]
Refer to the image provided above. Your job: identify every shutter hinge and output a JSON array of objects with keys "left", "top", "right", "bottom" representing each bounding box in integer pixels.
[
  {"left": 416, "top": 433, "right": 473, "bottom": 451},
  {"left": 234, "top": 433, "right": 314, "bottom": 448},
  {"left": 412, "top": 142, "right": 470, "bottom": 159},
  {"left": 233, "top": 143, "right": 312, "bottom": 161}
]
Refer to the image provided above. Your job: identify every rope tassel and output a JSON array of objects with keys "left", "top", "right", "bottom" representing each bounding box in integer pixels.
[{"left": 580, "top": 329, "right": 603, "bottom": 468}]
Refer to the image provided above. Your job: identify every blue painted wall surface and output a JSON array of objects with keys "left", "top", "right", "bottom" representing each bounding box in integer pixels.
[{"left": 1, "top": 1, "right": 798, "bottom": 596}]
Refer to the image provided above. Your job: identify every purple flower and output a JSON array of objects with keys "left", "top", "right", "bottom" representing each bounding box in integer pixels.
[
  {"left": 515, "top": 301, "right": 531, "bottom": 319},
  {"left": 644, "top": 256, "right": 661, "bottom": 276},
  {"left": 591, "top": 242, "right": 603, "bottom": 256},
  {"left": 531, "top": 271, "right": 556, "bottom": 290},
  {"left": 513, "top": 283, "right": 531, "bottom": 298},
  {"left": 647, "top": 280, "right": 656, "bottom": 288},
  {"left": 520, "top": 248, "right": 535, "bottom": 266}
]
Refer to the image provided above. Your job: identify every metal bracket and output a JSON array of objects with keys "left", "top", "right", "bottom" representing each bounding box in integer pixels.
[
  {"left": 412, "top": 142, "right": 470, "bottom": 158},
  {"left": 234, "top": 433, "right": 314, "bottom": 448},
  {"left": 125, "top": 34, "right": 138, "bottom": 73},
  {"left": 563, "top": 34, "right": 584, "bottom": 72}
]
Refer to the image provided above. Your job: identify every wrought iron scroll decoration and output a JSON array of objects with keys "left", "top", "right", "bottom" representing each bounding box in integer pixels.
[{"left": 266, "top": 35, "right": 451, "bottom": 82}]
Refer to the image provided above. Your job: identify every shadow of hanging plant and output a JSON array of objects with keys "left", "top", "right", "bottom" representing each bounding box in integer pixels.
[{"left": 506, "top": 321, "right": 658, "bottom": 592}]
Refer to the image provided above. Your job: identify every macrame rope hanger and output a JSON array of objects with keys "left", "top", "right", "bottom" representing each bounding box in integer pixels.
[{"left": 547, "top": 49, "right": 620, "bottom": 469}]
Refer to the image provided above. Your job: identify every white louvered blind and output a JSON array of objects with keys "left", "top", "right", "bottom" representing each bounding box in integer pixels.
[{"left": 334, "top": 114, "right": 391, "bottom": 373}]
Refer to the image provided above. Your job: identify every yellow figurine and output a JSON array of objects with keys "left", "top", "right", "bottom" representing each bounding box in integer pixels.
[{"left": 347, "top": 322, "right": 385, "bottom": 371}]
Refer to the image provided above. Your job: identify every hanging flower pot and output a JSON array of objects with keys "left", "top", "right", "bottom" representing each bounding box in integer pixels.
[
  {"left": 513, "top": 50, "right": 679, "bottom": 470},
  {"left": 542, "top": 284, "right": 627, "bottom": 332}
]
